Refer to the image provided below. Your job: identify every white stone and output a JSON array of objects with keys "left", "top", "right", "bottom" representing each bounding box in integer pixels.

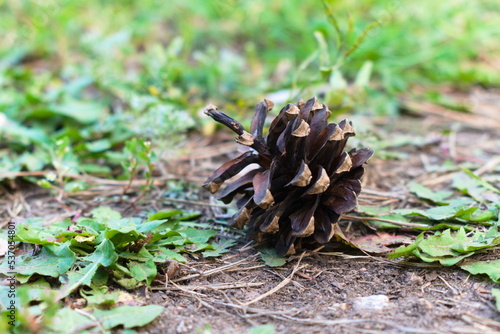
[{"left": 353, "top": 295, "right": 390, "bottom": 311}]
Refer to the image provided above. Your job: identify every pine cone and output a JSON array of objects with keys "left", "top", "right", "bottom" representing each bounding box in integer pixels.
[{"left": 203, "top": 97, "right": 373, "bottom": 255}]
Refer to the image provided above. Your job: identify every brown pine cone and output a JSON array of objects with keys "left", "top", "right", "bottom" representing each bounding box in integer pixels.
[{"left": 203, "top": 97, "right": 373, "bottom": 255}]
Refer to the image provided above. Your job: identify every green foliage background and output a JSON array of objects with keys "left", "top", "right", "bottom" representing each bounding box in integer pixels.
[{"left": 2, "top": 0, "right": 499, "bottom": 178}]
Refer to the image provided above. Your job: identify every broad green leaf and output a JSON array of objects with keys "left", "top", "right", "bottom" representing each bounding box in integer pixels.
[
  {"left": 147, "top": 210, "right": 182, "bottom": 222},
  {"left": 116, "top": 278, "right": 139, "bottom": 290},
  {"left": 388, "top": 233, "right": 424, "bottom": 259},
  {"left": 136, "top": 219, "right": 176, "bottom": 233},
  {"left": 77, "top": 219, "right": 106, "bottom": 235},
  {"left": 395, "top": 206, "right": 462, "bottom": 221},
  {"left": 85, "top": 239, "right": 118, "bottom": 266},
  {"left": 451, "top": 225, "right": 500, "bottom": 253},
  {"left": 181, "top": 228, "right": 217, "bottom": 244},
  {"left": 248, "top": 324, "right": 275, "bottom": 334},
  {"left": 357, "top": 205, "right": 391, "bottom": 216},
  {"left": 184, "top": 243, "right": 213, "bottom": 252},
  {"left": 423, "top": 206, "right": 460, "bottom": 220},
  {"left": 460, "top": 260, "right": 500, "bottom": 283},
  {"left": 85, "top": 139, "right": 112, "bottom": 153},
  {"left": 203, "top": 239, "right": 237, "bottom": 258},
  {"left": 128, "top": 260, "right": 157, "bottom": 285},
  {"left": 151, "top": 233, "right": 185, "bottom": 246},
  {"left": 81, "top": 288, "right": 119, "bottom": 308},
  {"left": 419, "top": 229, "right": 467, "bottom": 257},
  {"left": 409, "top": 182, "right": 452, "bottom": 205},
  {"left": 460, "top": 168, "right": 500, "bottom": 194},
  {"left": 58, "top": 263, "right": 99, "bottom": 299},
  {"left": 59, "top": 239, "right": 117, "bottom": 298},
  {"left": 80, "top": 287, "right": 120, "bottom": 308},
  {"left": 104, "top": 222, "right": 146, "bottom": 246},
  {"left": 0, "top": 244, "right": 75, "bottom": 277},
  {"left": 80, "top": 163, "right": 112, "bottom": 174},
  {"left": 14, "top": 223, "right": 57, "bottom": 245},
  {"left": 119, "top": 247, "right": 154, "bottom": 262},
  {"left": 259, "top": 248, "right": 286, "bottom": 267},
  {"left": 152, "top": 247, "right": 186, "bottom": 263},
  {"left": 453, "top": 171, "right": 500, "bottom": 202},
  {"left": 391, "top": 225, "right": 500, "bottom": 272},
  {"left": 45, "top": 99, "right": 104, "bottom": 124},
  {"left": 93, "top": 305, "right": 164, "bottom": 329},
  {"left": 92, "top": 206, "right": 122, "bottom": 221},
  {"left": 414, "top": 248, "right": 472, "bottom": 266},
  {"left": 49, "top": 307, "right": 94, "bottom": 332}
]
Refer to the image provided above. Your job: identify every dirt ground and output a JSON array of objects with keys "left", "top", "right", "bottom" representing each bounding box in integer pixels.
[{"left": 1, "top": 89, "right": 500, "bottom": 334}]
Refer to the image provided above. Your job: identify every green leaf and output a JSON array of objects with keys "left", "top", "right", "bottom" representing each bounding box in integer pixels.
[
  {"left": 460, "top": 168, "right": 500, "bottom": 194},
  {"left": 80, "top": 163, "right": 112, "bottom": 174},
  {"left": 14, "top": 222, "right": 57, "bottom": 245},
  {"left": 92, "top": 206, "right": 122, "bottom": 221},
  {"left": 49, "top": 307, "right": 95, "bottom": 332},
  {"left": 259, "top": 248, "right": 286, "bottom": 267},
  {"left": 116, "top": 278, "right": 139, "bottom": 290},
  {"left": 460, "top": 260, "right": 500, "bottom": 283},
  {"left": 119, "top": 247, "right": 154, "bottom": 262},
  {"left": 81, "top": 288, "right": 119, "bottom": 307},
  {"left": 388, "top": 233, "right": 424, "bottom": 259},
  {"left": 357, "top": 205, "right": 391, "bottom": 216},
  {"left": 248, "top": 324, "right": 275, "bottom": 334},
  {"left": 58, "top": 263, "right": 100, "bottom": 299},
  {"left": 453, "top": 170, "right": 500, "bottom": 202},
  {"left": 409, "top": 182, "right": 452, "bottom": 205},
  {"left": 0, "top": 244, "right": 75, "bottom": 277},
  {"left": 102, "top": 219, "right": 145, "bottom": 245},
  {"left": 128, "top": 259, "right": 157, "bottom": 285},
  {"left": 85, "top": 139, "right": 112, "bottom": 153},
  {"left": 85, "top": 239, "right": 118, "bottom": 266},
  {"left": 203, "top": 239, "right": 237, "bottom": 258},
  {"left": 414, "top": 248, "right": 472, "bottom": 266},
  {"left": 390, "top": 225, "right": 500, "bottom": 271},
  {"left": 58, "top": 239, "right": 118, "bottom": 298},
  {"left": 137, "top": 151, "right": 150, "bottom": 163},
  {"left": 93, "top": 305, "right": 164, "bottom": 329},
  {"left": 147, "top": 210, "right": 182, "bottom": 221},
  {"left": 77, "top": 218, "right": 104, "bottom": 233},
  {"left": 46, "top": 99, "right": 105, "bottom": 124},
  {"left": 181, "top": 228, "right": 217, "bottom": 244},
  {"left": 152, "top": 247, "right": 186, "bottom": 263},
  {"left": 136, "top": 219, "right": 175, "bottom": 233},
  {"left": 419, "top": 229, "right": 467, "bottom": 257}
]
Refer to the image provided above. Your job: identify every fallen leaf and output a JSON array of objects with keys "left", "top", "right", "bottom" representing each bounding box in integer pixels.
[{"left": 351, "top": 233, "right": 413, "bottom": 254}]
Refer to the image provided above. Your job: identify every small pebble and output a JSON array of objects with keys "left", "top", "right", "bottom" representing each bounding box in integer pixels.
[{"left": 353, "top": 295, "right": 390, "bottom": 311}]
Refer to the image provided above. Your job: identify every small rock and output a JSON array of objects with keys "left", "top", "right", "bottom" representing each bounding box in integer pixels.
[
  {"left": 329, "top": 302, "right": 348, "bottom": 311},
  {"left": 417, "top": 298, "right": 434, "bottom": 311},
  {"left": 176, "top": 320, "right": 189, "bottom": 334},
  {"left": 353, "top": 295, "right": 390, "bottom": 311}
]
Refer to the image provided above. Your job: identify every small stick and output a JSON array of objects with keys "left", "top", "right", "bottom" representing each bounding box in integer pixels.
[
  {"left": 152, "top": 282, "right": 264, "bottom": 291},
  {"left": 341, "top": 214, "right": 429, "bottom": 228},
  {"left": 243, "top": 252, "right": 305, "bottom": 306}
]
